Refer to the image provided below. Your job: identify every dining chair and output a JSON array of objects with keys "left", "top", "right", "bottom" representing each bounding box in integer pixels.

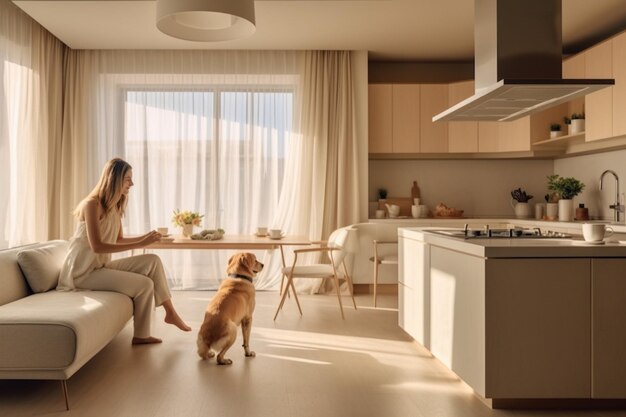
[
  {"left": 273, "top": 226, "right": 357, "bottom": 320},
  {"left": 370, "top": 239, "right": 398, "bottom": 307}
]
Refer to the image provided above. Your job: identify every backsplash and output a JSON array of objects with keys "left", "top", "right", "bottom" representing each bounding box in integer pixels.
[{"left": 369, "top": 159, "right": 554, "bottom": 218}]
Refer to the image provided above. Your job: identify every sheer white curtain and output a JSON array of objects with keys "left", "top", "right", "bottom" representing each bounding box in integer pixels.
[
  {"left": 0, "top": 0, "right": 64, "bottom": 249},
  {"left": 60, "top": 49, "right": 361, "bottom": 291}
]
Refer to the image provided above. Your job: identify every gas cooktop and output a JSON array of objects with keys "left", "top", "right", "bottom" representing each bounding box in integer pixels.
[{"left": 432, "top": 225, "right": 571, "bottom": 239}]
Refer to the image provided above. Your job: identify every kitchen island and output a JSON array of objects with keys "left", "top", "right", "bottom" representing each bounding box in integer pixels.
[{"left": 399, "top": 227, "right": 626, "bottom": 408}]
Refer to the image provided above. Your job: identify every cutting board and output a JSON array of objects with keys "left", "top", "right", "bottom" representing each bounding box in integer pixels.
[{"left": 378, "top": 197, "right": 413, "bottom": 217}]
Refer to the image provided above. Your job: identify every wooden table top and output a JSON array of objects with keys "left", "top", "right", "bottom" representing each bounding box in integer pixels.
[{"left": 148, "top": 234, "right": 311, "bottom": 250}]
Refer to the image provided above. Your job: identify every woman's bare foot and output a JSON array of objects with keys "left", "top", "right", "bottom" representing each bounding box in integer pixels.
[
  {"left": 132, "top": 336, "right": 162, "bottom": 345},
  {"left": 165, "top": 313, "right": 192, "bottom": 332}
]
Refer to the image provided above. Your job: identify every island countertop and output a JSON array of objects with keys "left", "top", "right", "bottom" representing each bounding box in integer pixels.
[{"left": 399, "top": 226, "right": 626, "bottom": 258}]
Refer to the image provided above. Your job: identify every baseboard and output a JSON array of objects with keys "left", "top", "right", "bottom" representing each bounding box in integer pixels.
[{"left": 353, "top": 284, "right": 398, "bottom": 295}]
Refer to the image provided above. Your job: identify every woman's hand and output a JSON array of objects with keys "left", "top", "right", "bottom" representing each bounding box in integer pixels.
[{"left": 142, "top": 230, "right": 162, "bottom": 245}]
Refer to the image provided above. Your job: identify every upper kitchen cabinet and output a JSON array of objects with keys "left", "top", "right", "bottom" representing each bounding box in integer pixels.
[
  {"left": 613, "top": 32, "right": 626, "bottom": 138},
  {"left": 368, "top": 84, "right": 393, "bottom": 153},
  {"left": 562, "top": 53, "right": 586, "bottom": 118},
  {"left": 478, "top": 117, "right": 532, "bottom": 153},
  {"left": 368, "top": 84, "right": 420, "bottom": 154},
  {"left": 585, "top": 39, "right": 613, "bottom": 142},
  {"left": 448, "top": 81, "right": 478, "bottom": 153},
  {"left": 420, "top": 84, "right": 449, "bottom": 153},
  {"left": 392, "top": 84, "right": 420, "bottom": 153}
]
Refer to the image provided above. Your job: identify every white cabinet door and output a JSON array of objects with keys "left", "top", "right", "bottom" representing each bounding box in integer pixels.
[{"left": 399, "top": 236, "right": 430, "bottom": 348}]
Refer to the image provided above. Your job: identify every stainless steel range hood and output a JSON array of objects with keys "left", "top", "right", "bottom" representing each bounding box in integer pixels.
[{"left": 433, "top": 0, "right": 614, "bottom": 122}]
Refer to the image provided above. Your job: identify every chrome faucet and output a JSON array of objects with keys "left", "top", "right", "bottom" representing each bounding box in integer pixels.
[{"left": 600, "top": 170, "right": 623, "bottom": 222}]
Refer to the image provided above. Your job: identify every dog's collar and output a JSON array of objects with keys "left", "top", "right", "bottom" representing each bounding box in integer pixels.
[{"left": 228, "top": 273, "right": 253, "bottom": 283}]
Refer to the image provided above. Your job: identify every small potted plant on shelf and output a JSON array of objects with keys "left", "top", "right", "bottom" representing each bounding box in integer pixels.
[
  {"left": 377, "top": 188, "right": 388, "bottom": 201},
  {"left": 570, "top": 113, "right": 585, "bottom": 134},
  {"left": 563, "top": 116, "right": 572, "bottom": 135},
  {"left": 510, "top": 188, "right": 533, "bottom": 218},
  {"left": 547, "top": 174, "right": 585, "bottom": 222},
  {"left": 544, "top": 192, "right": 560, "bottom": 220},
  {"left": 549, "top": 123, "right": 563, "bottom": 138}
]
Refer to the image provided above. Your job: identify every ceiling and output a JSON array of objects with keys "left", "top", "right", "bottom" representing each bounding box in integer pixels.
[{"left": 12, "top": 0, "right": 626, "bottom": 61}]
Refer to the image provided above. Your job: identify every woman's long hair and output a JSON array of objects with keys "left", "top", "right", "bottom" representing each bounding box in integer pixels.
[{"left": 74, "top": 158, "right": 132, "bottom": 219}]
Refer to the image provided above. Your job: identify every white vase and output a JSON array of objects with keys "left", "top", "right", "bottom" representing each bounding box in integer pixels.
[
  {"left": 511, "top": 200, "right": 532, "bottom": 219},
  {"left": 546, "top": 203, "right": 559, "bottom": 220},
  {"left": 558, "top": 199, "right": 574, "bottom": 222},
  {"left": 550, "top": 130, "right": 563, "bottom": 138},
  {"left": 182, "top": 223, "right": 194, "bottom": 237},
  {"left": 570, "top": 119, "right": 585, "bottom": 134}
]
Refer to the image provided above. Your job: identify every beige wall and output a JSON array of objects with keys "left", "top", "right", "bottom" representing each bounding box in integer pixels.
[
  {"left": 368, "top": 159, "right": 554, "bottom": 218},
  {"left": 353, "top": 51, "right": 370, "bottom": 222},
  {"left": 554, "top": 149, "right": 626, "bottom": 222}
]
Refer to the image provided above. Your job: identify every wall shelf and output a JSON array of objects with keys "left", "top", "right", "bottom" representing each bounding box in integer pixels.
[{"left": 532, "top": 132, "right": 585, "bottom": 149}]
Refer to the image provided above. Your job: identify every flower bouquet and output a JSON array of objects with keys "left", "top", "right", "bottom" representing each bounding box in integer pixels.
[{"left": 171, "top": 209, "right": 204, "bottom": 237}]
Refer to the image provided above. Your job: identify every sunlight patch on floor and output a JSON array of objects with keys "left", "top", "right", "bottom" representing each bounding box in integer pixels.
[{"left": 257, "top": 353, "right": 332, "bottom": 365}]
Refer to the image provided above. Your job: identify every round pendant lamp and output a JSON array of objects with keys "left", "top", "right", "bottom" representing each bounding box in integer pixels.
[{"left": 156, "top": 0, "right": 256, "bottom": 42}]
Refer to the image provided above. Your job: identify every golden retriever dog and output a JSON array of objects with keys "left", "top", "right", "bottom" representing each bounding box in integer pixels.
[{"left": 197, "top": 253, "right": 263, "bottom": 365}]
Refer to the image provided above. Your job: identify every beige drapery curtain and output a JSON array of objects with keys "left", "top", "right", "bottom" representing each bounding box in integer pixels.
[
  {"left": 0, "top": 0, "right": 65, "bottom": 248},
  {"left": 272, "top": 50, "right": 360, "bottom": 293}
]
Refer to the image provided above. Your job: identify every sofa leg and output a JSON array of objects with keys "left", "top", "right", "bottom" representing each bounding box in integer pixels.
[{"left": 61, "top": 380, "right": 70, "bottom": 410}]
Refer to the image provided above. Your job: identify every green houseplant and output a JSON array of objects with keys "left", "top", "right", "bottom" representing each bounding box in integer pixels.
[
  {"left": 549, "top": 123, "right": 562, "bottom": 138},
  {"left": 547, "top": 175, "right": 585, "bottom": 221},
  {"left": 570, "top": 112, "right": 585, "bottom": 134},
  {"left": 377, "top": 188, "right": 388, "bottom": 200}
]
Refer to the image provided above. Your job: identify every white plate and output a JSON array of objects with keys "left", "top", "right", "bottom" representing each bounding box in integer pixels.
[
  {"left": 159, "top": 233, "right": 171, "bottom": 238},
  {"left": 571, "top": 239, "right": 605, "bottom": 245},
  {"left": 268, "top": 235, "right": 285, "bottom": 240},
  {"left": 159, "top": 237, "right": 175, "bottom": 242},
  {"left": 254, "top": 233, "right": 267, "bottom": 237}
]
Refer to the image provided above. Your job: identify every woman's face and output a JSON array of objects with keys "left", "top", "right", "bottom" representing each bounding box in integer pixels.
[{"left": 122, "top": 169, "right": 134, "bottom": 195}]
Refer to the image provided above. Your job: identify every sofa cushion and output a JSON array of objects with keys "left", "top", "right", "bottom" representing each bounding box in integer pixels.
[
  {"left": 17, "top": 240, "right": 68, "bottom": 293},
  {"left": 0, "top": 291, "right": 132, "bottom": 374}
]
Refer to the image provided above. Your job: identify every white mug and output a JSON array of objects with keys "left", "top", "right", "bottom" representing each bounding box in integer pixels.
[
  {"left": 534, "top": 203, "right": 545, "bottom": 220},
  {"left": 269, "top": 229, "right": 282, "bottom": 238},
  {"left": 582, "top": 223, "right": 613, "bottom": 242},
  {"left": 375, "top": 209, "right": 385, "bottom": 219},
  {"left": 256, "top": 227, "right": 268, "bottom": 236},
  {"left": 157, "top": 227, "right": 168, "bottom": 235},
  {"left": 418, "top": 205, "right": 429, "bottom": 218},
  {"left": 411, "top": 205, "right": 419, "bottom": 218}
]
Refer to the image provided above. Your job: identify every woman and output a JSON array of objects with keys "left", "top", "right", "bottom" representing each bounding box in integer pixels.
[{"left": 58, "top": 157, "right": 191, "bottom": 344}]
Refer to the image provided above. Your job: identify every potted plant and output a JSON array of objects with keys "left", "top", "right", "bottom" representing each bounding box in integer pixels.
[
  {"left": 570, "top": 113, "right": 585, "bottom": 134},
  {"left": 172, "top": 209, "right": 204, "bottom": 237},
  {"left": 547, "top": 175, "right": 585, "bottom": 222},
  {"left": 510, "top": 188, "right": 533, "bottom": 218},
  {"left": 549, "top": 123, "right": 562, "bottom": 138},
  {"left": 377, "top": 188, "right": 388, "bottom": 201},
  {"left": 563, "top": 116, "right": 572, "bottom": 135}
]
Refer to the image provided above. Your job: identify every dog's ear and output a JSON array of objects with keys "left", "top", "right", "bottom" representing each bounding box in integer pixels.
[{"left": 243, "top": 253, "right": 256, "bottom": 269}]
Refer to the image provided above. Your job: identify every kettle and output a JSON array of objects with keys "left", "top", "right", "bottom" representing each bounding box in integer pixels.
[{"left": 385, "top": 204, "right": 400, "bottom": 218}]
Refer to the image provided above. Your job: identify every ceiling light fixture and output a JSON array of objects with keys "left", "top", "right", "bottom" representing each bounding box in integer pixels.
[{"left": 156, "top": 0, "right": 256, "bottom": 42}]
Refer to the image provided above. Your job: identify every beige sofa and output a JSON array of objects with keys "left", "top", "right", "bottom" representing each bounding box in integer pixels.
[{"left": 0, "top": 240, "right": 133, "bottom": 409}]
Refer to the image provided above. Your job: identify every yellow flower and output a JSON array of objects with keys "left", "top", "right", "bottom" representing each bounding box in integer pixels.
[{"left": 171, "top": 209, "right": 204, "bottom": 227}]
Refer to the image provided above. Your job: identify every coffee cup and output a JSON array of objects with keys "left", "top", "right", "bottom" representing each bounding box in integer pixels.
[
  {"left": 411, "top": 205, "right": 419, "bottom": 218},
  {"left": 375, "top": 209, "right": 385, "bottom": 219},
  {"left": 256, "top": 227, "right": 268, "bottom": 236},
  {"left": 418, "top": 205, "right": 429, "bottom": 218},
  {"left": 157, "top": 227, "right": 168, "bottom": 235},
  {"left": 582, "top": 223, "right": 613, "bottom": 242},
  {"left": 269, "top": 229, "right": 282, "bottom": 238}
]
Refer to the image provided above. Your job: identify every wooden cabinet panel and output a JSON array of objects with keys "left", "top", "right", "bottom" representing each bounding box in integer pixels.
[
  {"left": 498, "top": 117, "right": 531, "bottom": 152},
  {"left": 613, "top": 32, "right": 626, "bottom": 138},
  {"left": 420, "top": 84, "right": 449, "bottom": 153},
  {"left": 585, "top": 40, "right": 613, "bottom": 142},
  {"left": 591, "top": 259, "right": 626, "bottom": 398},
  {"left": 398, "top": 236, "right": 430, "bottom": 348},
  {"left": 448, "top": 81, "right": 478, "bottom": 153},
  {"left": 563, "top": 53, "right": 586, "bottom": 118},
  {"left": 485, "top": 258, "right": 591, "bottom": 398},
  {"left": 478, "top": 122, "right": 499, "bottom": 152},
  {"left": 392, "top": 84, "right": 420, "bottom": 153},
  {"left": 368, "top": 84, "right": 392, "bottom": 153}
]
